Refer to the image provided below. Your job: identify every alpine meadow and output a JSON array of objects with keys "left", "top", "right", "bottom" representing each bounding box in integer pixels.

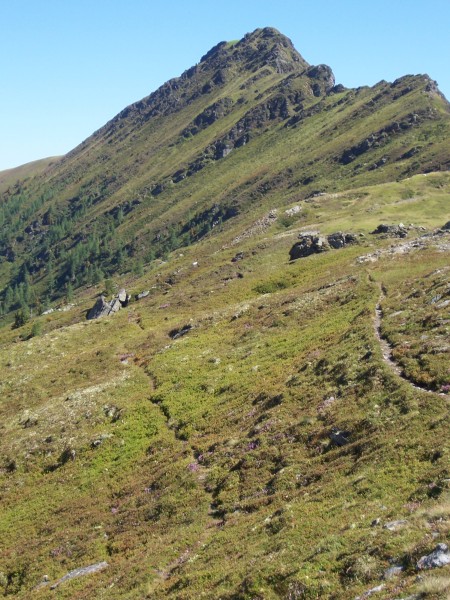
[{"left": 0, "top": 28, "right": 449, "bottom": 599}]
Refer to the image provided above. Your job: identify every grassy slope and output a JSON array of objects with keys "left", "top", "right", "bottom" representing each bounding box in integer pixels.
[{"left": 0, "top": 172, "right": 449, "bottom": 599}]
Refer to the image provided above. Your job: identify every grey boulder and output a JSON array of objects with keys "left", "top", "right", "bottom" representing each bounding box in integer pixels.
[{"left": 417, "top": 543, "right": 450, "bottom": 570}]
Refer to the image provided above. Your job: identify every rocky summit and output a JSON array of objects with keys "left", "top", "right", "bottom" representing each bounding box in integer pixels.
[{"left": 0, "top": 28, "right": 449, "bottom": 600}]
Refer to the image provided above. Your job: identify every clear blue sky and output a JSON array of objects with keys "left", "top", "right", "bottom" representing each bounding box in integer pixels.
[{"left": 1, "top": 0, "right": 449, "bottom": 171}]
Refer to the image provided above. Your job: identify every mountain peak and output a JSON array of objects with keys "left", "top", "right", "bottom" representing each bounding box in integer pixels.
[
  {"left": 239, "top": 26, "right": 284, "bottom": 42},
  {"left": 200, "top": 27, "right": 308, "bottom": 74}
]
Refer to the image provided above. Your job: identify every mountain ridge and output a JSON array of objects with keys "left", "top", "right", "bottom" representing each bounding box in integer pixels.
[
  {"left": 1, "top": 28, "right": 450, "bottom": 318},
  {"left": 1, "top": 27, "right": 450, "bottom": 318}
]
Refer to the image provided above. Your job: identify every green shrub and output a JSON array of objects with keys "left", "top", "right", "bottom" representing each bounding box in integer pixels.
[
  {"left": 30, "top": 320, "right": 43, "bottom": 338},
  {"left": 12, "top": 308, "right": 29, "bottom": 329},
  {"left": 254, "top": 280, "right": 289, "bottom": 294}
]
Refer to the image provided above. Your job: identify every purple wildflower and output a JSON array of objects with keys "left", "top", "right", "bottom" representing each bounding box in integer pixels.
[{"left": 247, "top": 440, "right": 260, "bottom": 451}]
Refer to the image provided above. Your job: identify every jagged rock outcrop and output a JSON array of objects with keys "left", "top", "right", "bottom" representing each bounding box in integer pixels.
[
  {"left": 86, "top": 296, "right": 120, "bottom": 320},
  {"left": 289, "top": 231, "right": 358, "bottom": 259},
  {"left": 339, "top": 111, "right": 433, "bottom": 165},
  {"left": 305, "top": 64, "right": 335, "bottom": 96},
  {"left": 371, "top": 223, "right": 408, "bottom": 238},
  {"left": 182, "top": 98, "right": 234, "bottom": 138},
  {"left": 117, "top": 289, "right": 130, "bottom": 307},
  {"left": 87, "top": 290, "right": 130, "bottom": 320},
  {"left": 289, "top": 234, "right": 329, "bottom": 260},
  {"left": 327, "top": 231, "right": 359, "bottom": 248}
]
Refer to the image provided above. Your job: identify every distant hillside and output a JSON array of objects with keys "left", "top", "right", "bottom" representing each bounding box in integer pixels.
[{"left": 0, "top": 157, "right": 59, "bottom": 194}]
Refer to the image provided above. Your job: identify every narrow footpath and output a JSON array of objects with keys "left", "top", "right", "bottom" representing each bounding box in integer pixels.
[{"left": 374, "top": 289, "right": 448, "bottom": 397}]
